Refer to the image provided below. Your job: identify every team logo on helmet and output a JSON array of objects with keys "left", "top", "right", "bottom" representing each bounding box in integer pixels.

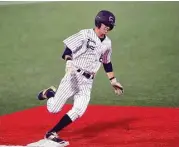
[{"left": 109, "top": 16, "right": 115, "bottom": 24}]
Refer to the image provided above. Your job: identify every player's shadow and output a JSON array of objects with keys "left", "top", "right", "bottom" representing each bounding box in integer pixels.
[{"left": 72, "top": 117, "right": 139, "bottom": 138}]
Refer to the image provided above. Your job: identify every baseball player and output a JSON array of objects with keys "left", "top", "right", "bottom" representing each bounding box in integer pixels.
[{"left": 37, "top": 10, "right": 124, "bottom": 146}]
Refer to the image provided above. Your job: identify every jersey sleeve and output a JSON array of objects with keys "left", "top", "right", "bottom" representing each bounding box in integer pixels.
[
  {"left": 102, "top": 43, "right": 112, "bottom": 64},
  {"left": 63, "top": 30, "right": 84, "bottom": 52}
]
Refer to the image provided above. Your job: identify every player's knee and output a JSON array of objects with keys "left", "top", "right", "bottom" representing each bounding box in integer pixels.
[
  {"left": 47, "top": 104, "right": 62, "bottom": 114},
  {"left": 76, "top": 108, "right": 86, "bottom": 117},
  {"left": 74, "top": 107, "right": 86, "bottom": 118},
  {"left": 47, "top": 98, "right": 63, "bottom": 114},
  {"left": 47, "top": 107, "right": 58, "bottom": 114},
  {"left": 67, "top": 107, "right": 87, "bottom": 121}
]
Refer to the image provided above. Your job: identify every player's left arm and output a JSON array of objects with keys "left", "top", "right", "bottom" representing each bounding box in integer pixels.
[{"left": 102, "top": 49, "right": 124, "bottom": 96}]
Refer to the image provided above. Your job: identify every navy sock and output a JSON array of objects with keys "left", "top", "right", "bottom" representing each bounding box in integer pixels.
[{"left": 49, "top": 114, "right": 72, "bottom": 133}]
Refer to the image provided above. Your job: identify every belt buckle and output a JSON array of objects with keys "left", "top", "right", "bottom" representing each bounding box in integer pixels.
[
  {"left": 85, "top": 73, "right": 91, "bottom": 79},
  {"left": 86, "top": 73, "right": 94, "bottom": 79},
  {"left": 77, "top": 69, "right": 94, "bottom": 79}
]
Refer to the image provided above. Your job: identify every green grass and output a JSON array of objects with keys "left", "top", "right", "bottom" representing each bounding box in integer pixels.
[{"left": 0, "top": 2, "right": 179, "bottom": 115}]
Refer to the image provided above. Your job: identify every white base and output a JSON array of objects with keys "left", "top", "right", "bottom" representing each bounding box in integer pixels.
[
  {"left": 26, "top": 139, "right": 69, "bottom": 147},
  {"left": 0, "top": 146, "right": 26, "bottom": 147}
]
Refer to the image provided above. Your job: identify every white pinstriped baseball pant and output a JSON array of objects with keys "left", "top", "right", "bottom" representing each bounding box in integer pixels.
[{"left": 47, "top": 70, "right": 93, "bottom": 121}]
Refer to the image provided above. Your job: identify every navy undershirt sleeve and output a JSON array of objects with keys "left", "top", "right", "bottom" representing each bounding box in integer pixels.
[
  {"left": 103, "top": 62, "right": 113, "bottom": 72},
  {"left": 62, "top": 47, "right": 72, "bottom": 60}
]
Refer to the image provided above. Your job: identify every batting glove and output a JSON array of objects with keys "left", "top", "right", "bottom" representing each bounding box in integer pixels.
[{"left": 110, "top": 78, "right": 124, "bottom": 96}]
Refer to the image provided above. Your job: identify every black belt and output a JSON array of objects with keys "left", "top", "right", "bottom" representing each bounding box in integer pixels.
[{"left": 77, "top": 69, "right": 94, "bottom": 79}]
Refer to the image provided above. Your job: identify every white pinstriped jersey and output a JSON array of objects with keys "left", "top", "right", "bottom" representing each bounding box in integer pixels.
[
  {"left": 47, "top": 29, "right": 113, "bottom": 120},
  {"left": 63, "top": 29, "right": 112, "bottom": 74}
]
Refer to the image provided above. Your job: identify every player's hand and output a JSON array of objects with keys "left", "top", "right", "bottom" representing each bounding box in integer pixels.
[
  {"left": 65, "top": 60, "right": 73, "bottom": 73},
  {"left": 110, "top": 78, "right": 124, "bottom": 96}
]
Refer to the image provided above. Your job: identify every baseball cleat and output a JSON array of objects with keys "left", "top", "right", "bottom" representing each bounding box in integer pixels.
[
  {"left": 37, "top": 86, "right": 56, "bottom": 100},
  {"left": 45, "top": 132, "right": 70, "bottom": 146}
]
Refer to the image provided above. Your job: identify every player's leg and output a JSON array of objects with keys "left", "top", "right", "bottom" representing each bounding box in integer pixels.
[
  {"left": 46, "top": 80, "right": 76, "bottom": 114},
  {"left": 38, "top": 73, "right": 78, "bottom": 145},
  {"left": 46, "top": 80, "right": 92, "bottom": 143},
  {"left": 48, "top": 82, "right": 92, "bottom": 132},
  {"left": 67, "top": 83, "right": 92, "bottom": 122},
  {"left": 38, "top": 73, "right": 77, "bottom": 113}
]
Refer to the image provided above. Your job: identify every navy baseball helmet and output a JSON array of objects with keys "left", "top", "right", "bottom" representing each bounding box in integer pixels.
[{"left": 95, "top": 10, "right": 116, "bottom": 30}]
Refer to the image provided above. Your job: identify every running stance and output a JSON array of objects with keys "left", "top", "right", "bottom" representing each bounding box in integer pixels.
[{"left": 37, "top": 10, "right": 124, "bottom": 146}]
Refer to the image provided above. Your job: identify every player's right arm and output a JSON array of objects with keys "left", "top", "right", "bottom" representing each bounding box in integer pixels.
[
  {"left": 62, "top": 46, "right": 73, "bottom": 61},
  {"left": 61, "top": 30, "right": 85, "bottom": 73},
  {"left": 62, "top": 30, "right": 85, "bottom": 61}
]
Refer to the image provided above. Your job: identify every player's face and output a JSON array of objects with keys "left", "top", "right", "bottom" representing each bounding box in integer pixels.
[{"left": 100, "top": 23, "right": 111, "bottom": 35}]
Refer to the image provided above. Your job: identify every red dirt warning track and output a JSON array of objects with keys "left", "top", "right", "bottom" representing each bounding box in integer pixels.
[{"left": 0, "top": 105, "right": 179, "bottom": 147}]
